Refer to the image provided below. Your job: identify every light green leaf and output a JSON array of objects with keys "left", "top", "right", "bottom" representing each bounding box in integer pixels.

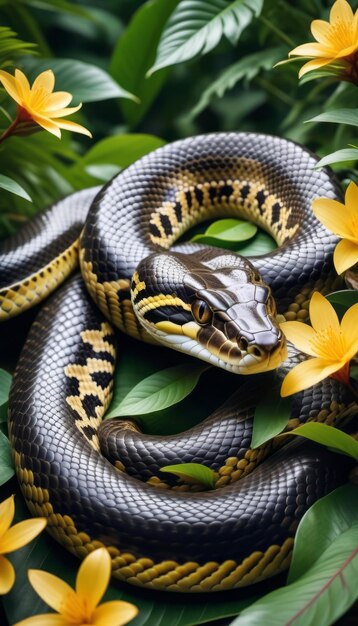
[
  {"left": 0, "top": 430, "right": 14, "bottom": 486},
  {"left": 281, "top": 422, "right": 358, "bottom": 461},
  {"left": 192, "top": 218, "right": 257, "bottom": 245},
  {"left": 161, "top": 462, "right": 216, "bottom": 488},
  {"left": 288, "top": 485, "right": 358, "bottom": 583},
  {"left": 316, "top": 148, "right": 358, "bottom": 168},
  {"left": 106, "top": 363, "right": 209, "bottom": 418},
  {"left": 21, "top": 57, "right": 135, "bottom": 103},
  {"left": 229, "top": 486, "right": 358, "bottom": 626},
  {"left": 235, "top": 231, "right": 277, "bottom": 256},
  {"left": 0, "top": 174, "right": 32, "bottom": 202},
  {"left": 251, "top": 379, "right": 291, "bottom": 448},
  {"left": 110, "top": 0, "right": 178, "bottom": 127},
  {"left": 3, "top": 485, "right": 260, "bottom": 625},
  {"left": 84, "top": 164, "right": 119, "bottom": 182},
  {"left": 306, "top": 108, "right": 358, "bottom": 128},
  {"left": 190, "top": 47, "right": 284, "bottom": 119},
  {"left": 148, "top": 0, "right": 263, "bottom": 75},
  {"left": 77, "top": 134, "right": 166, "bottom": 171},
  {"left": 0, "top": 368, "right": 11, "bottom": 407}
]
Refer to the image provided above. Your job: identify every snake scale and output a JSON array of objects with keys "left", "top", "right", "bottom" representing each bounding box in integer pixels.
[{"left": 1, "top": 133, "right": 357, "bottom": 593}]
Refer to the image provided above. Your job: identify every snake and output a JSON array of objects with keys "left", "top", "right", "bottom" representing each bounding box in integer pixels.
[{"left": 1, "top": 132, "right": 357, "bottom": 593}]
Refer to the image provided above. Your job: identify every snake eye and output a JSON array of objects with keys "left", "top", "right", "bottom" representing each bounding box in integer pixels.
[{"left": 191, "top": 299, "right": 213, "bottom": 325}]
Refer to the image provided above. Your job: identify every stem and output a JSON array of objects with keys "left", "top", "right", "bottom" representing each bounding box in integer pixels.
[
  {"left": 255, "top": 77, "right": 296, "bottom": 106},
  {"left": 0, "top": 113, "right": 20, "bottom": 144},
  {"left": 257, "top": 14, "right": 295, "bottom": 48}
]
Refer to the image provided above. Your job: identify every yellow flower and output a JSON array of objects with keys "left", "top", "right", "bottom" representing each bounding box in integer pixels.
[
  {"left": 0, "top": 68, "right": 92, "bottom": 139},
  {"left": 289, "top": 0, "right": 358, "bottom": 80},
  {"left": 312, "top": 181, "right": 358, "bottom": 275},
  {"left": 280, "top": 292, "right": 358, "bottom": 397},
  {"left": 0, "top": 495, "right": 46, "bottom": 595},
  {"left": 14, "top": 547, "right": 138, "bottom": 626}
]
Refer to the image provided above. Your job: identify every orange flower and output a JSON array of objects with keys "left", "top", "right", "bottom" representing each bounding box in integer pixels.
[
  {"left": 289, "top": 0, "right": 358, "bottom": 82},
  {"left": 0, "top": 68, "right": 92, "bottom": 139}
]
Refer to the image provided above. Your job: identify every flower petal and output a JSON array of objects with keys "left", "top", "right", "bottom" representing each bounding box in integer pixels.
[
  {"left": 0, "top": 70, "right": 23, "bottom": 105},
  {"left": 298, "top": 57, "right": 334, "bottom": 77},
  {"left": 14, "top": 69, "right": 31, "bottom": 100},
  {"left": 42, "top": 91, "right": 73, "bottom": 112},
  {"left": 330, "top": 0, "right": 354, "bottom": 26},
  {"left": 0, "top": 554, "right": 15, "bottom": 594},
  {"left": 28, "top": 113, "right": 62, "bottom": 138},
  {"left": 13, "top": 613, "right": 69, "bottom": 626},
  {"left": 334, "top": 238, "right": 358, "bottom": 274},
  {"left": 289, "top": 42, "right": 331, "bottom": 58},
  {"left": 345, "top": 182, "right": 358, "bottom": 222},
  {"left": 0, "top": 517, "right": 46, "bottom": 554},
  {"left": 279, "top": 321, "right": 318, "bottom": 357},
  {"left": 28, "top": 569, "right": 78, "bottom": 614},
  {"left": 48, "top": 104, "right": 82, "bottom": 118},
  {"left": 280, "top": 357, "right": 340, "bottom": 397},
  {"left": 310, "top": 20, "right": 332, "bottom": 45},
  {"left": 76, "top": 548, "right": 111, "bottom": 613},
  {"left": 92, "top": 601, "right": 138, "bottom": 626},
  {"left": 341, "top": 303, "right": 358, "bottom": 360},
  {"left": 54, "top": 118, "right": 92, "bottom": 137},
  {"left": 312, "top": 196, "right": 355, "bottom": 241},
  {"left": 31, "top": 70, "right": 55, "bottom": 95},
  {"left": 309, "top": 291, "right": 340, "bottom": 335},
  {"left": 0, "top": 495, "right": 15, "bottom": 539}
]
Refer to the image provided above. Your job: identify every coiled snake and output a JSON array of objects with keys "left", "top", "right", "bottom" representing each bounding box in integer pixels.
[{"left": 1, "top": 133, "right": 357, "bottom": 593}]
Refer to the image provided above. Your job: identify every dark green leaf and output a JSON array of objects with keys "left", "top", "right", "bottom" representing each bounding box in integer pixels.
[
  {"left": 251, "top": 379, "right": 291, "bottom": 448},
  {"left": 110, "top": 0, "right": 178, "bottom": 127},
  {"left": 281, "top": 422, "right": 358, "bottom": 461},
  {"left": 106, "top": 363, "right": 209, "bottom": 418},
  {"left": 288, "top": 485, "right": 358, "bottom": 582},
  {"left": 148, "top": 0, "right": 263, "bottom": 75},
  {"left": 306, "top": 108, "right": 358, "bottom": 128},
  {"left": 316, "top": 148, "right": 358, "bottom": 168},
  {"left": 0, "top": 174, "right": 32, "bottom": 202},
  {"left": 327, "top": 290, "right": 358, "bottom": 310},
  {"left": 350, "top": 365, "right": 358, "bottom": 381},
  {"left": 234, "top": 231, "right": 277, "bottom": 256},
  {"left": 21, "top": 57, "right": 136, "bottom": 103},
  {"left": 76, "top": 134, "right": 166, "bottom": 170},
  {"left": 161, "top": 462, "right": 216, "bottom": 488},
  {"left": 0, "top": 368, "right": 12, "bottom": 406},
  {"left": 229, "top": 486, "right": 358, "bottom": 626},
  {"left": 24, "top": 0, "right": 92, "bottom": 18},
  {"left": 0, "top": 430, "right": 14, "bottom": 485}
]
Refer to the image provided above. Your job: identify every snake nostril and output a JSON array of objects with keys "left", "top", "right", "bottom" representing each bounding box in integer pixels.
[
  {"left": 248, "top": 345, "right": 262, "bottom": 357},
  {"left": 238, "top": 336, "right": 248, "bottom": 351}
]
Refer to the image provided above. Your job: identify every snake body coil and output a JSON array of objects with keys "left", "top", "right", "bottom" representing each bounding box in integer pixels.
[{"left": 1, "top": 133, "right": 357, "bottom": 592}]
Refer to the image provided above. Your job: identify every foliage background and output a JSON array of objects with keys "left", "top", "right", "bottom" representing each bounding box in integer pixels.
[{"left": 0, "top": 1, "right": 357, "bottom": 625}]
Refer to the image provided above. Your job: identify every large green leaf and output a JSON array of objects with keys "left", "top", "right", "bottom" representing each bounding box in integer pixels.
[
  {"left": 316, "top": 148, "right": 358, "bottom": 168},
  {"left": 282, "top": 423, "right": 358, "bottom": 461},
  {"left": 0, "top": 174, "right": 32, "bottom": 202},
  {"left": 0, "top": 430, "right": 14, "bottom": 486},
  {"left": 21, "top": 57, "right": 135, "bottom": 103},
  {"left": 161, "top": 462, "right": 216, "bottom": 488},
  {"left": 148, "top": 0, "right": 263, "bottom": 75},
  {"left": 106, "top": 363, "right": 209, "bottom": 418},
  {"left": 235, "top": 231, "right": 277, "bottom": 256},
  {"left": 24, "top": 0, "right": 92, "bottom": 18},
  {"left": 76, "top": 134, "right": 166, "bottom": 173},
  {"left": 3, "top": 486, "right": 262, "bottom": 626},
  {"left": 251, "top": 378, "right": 291, "bottom": 448},
  {"left": 110, "top": 0, "right": 178, "bottom": 127},
  {"left": 189, "top": 47, "right": 284, "bottom": 119},
  {"left": 306, "top": 108, "right": 358, "bottom": 128},
  {"left": 192, "top": 219, "right": 257, "bottom": 246},
  {"left": 326, "top": 290, "right": 358, "bottom": 319},
  {"left": 229, "top": 486, "right": 358, "bottom": 626},
  {"left": 0, "top": 368, "right": 11, "bottom": 407}
]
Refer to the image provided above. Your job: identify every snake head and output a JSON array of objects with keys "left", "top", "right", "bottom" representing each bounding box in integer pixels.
[{"left": 131, "top": 252, "right": 287, "bottom": 374}]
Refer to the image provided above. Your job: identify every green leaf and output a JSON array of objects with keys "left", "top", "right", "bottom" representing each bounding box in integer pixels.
[
  {"left": 0, "top": 174, "right": 32, "bottom": 202},
  {"left": 0, "top": 27, "right": 36, "bottom": 68},
  {"left": 106, "top": 363, "right": 209, "bottom": 418},
  {"left": 281, "top": 422, "right": 358, "bottom": 461},
  {"left": 148, "top": 0, "right": 263, "bottom": 75},
  {"left": 192, "top": 218, "right": 257, "bottom": 245},
  {"left": 350, "top": 365, "right": 358, "bottom": 381},
  {"left": 316, "top": 148, "right": 358, "bottom": 168},
  {"left": 189, "top": 47, "right": 284, "bottom": 119},
  {"left": 234, "top": 231, "right": 277, "bottom": 256},
  {"left": 306, "top": 108, "right": 358, "bottom": 128},
  {"left": 76, "top": 134, "right": 166, "bottom": 171},
  {"left": 326, "top": 290, "right": 358, "bottom": 320},
  {"left": 288, "top": 484, "right": 358, "bottom": 583},
  {"left": 110, "top": 0, "right": 178, "bottom": 127},
  {"left": 21, "top": 57, "right": 136, "bottom": 104},
  {"left": 0, "top": 368, "right": 11, "bottom": 406},
  {"left": 24, "top": 0, "right": 92, "bottom": 18},
  {"left": 161, "top": 462, "right": 216, "bottom": 488},
  {"left": 251, "top": 378, "right": 291, "bottom": 448},
  {"left": 0, "top": 430, "right": 14, "bottom": 486},
  {"left": 3, "top": 484, "right": 260, "bottom": 626},
  {"left": 229, "top": 485, "right": 358, "bottom": 626}
]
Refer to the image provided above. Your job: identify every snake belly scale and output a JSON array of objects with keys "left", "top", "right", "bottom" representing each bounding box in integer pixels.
[{"left": 2, "top": 132, "right": 357, "bottom": 593}]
